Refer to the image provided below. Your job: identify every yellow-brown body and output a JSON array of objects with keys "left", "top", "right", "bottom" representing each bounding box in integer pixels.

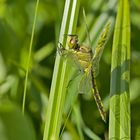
[{"left": 73, "top": 45, "right": 92, "bottom": 71}]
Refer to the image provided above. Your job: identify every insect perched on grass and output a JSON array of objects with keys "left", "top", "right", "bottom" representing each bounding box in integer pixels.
[{"left": 58, "top": 10, "right": 110, "bottom": 122}]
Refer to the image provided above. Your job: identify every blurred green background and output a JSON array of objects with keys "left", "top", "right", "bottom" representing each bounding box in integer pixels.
[{"left": 0, "top": 0, "right": 140, "bottom": 139}]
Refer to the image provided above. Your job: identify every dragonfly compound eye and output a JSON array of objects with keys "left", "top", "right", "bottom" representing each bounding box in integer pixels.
[{"left": 67, "top": 36, "right": 78, "bottom": 49}]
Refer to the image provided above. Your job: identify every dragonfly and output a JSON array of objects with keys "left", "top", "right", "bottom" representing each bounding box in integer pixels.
[{"left": 58, "top": 15, "right": 110, "bottom": 122}]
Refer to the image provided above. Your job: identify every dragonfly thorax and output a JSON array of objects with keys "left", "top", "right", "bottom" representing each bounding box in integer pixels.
[
  {"left": 66, "top": 35, "right": 93, "bottom": 71},
  {"left": 74, "top": 44, "right": 93, "bottom": 71}
]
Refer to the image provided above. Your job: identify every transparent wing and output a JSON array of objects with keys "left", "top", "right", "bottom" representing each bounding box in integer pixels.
[
  {"left": 78, "top": 72, "right": 92, "bottom": 95},
  {"left": 92, "top": 21, "right": 111, "bottom": 75},
  {"left": 82, "top": 10, "right": 110, "bottom": 76},
  {"left": 93, "top": 22, "right": 110, "bottom": 62}
]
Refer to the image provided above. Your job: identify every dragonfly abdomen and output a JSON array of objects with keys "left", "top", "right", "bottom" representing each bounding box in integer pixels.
[{"left": 91, "top": 70, "right": 106, "bottom": 122}]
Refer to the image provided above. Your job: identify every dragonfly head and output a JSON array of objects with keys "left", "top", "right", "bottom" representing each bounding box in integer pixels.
[{"left": 66, "top": 35, "right": 78, "bottom": 49}]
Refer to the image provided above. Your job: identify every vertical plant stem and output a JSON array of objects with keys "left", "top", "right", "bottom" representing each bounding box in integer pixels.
[
  {"left": 109, "top": 0, "right": 131, "bottom": 139},
  {"left": 22, "top": 0, "right": 39, "bottom": 114},
  {"left": 43, "top": 0, "right": 80, "bottom": 140}
]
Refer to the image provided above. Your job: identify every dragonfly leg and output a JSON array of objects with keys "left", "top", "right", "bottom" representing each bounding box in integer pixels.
[{"left": 57, "top": 42, "right": 65, "bottom": 55}]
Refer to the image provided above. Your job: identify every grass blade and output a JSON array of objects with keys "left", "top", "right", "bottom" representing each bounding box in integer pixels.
[
  {"left": 22, "top": 0, "right": 40, "bottom": 114},
  {"left": 43, "top": 0, "right": 80, "bottom": 140},
  {"left": 109, "top": 0, "right": 131, "bottom": 139}
]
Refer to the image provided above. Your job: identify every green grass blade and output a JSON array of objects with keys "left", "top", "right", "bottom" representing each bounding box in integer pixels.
[
  {"left": 109, "top": 0, "right": 131, "bottom": 139},
  {"left": 43, "top": 0, "right": 80, "bottom": 140},
  {"left": 82, "top": 8, "right": 92, "bottom": 48},
  {"left": 22, "top": 0, "right": 40, "bottom": 114}
]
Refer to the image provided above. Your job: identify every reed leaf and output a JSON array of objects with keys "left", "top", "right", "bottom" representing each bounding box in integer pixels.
[
  {"left": 43, "top": 0, "right": 80, "bottom": 140},
  {"left": 109, "top": 0, "right": 131, "bottom": 139}
]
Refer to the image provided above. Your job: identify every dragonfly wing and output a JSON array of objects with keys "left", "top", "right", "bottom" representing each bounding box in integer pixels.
[
  {"left": 78, "top": 72, "right": 92, "bottom": 95},
  {"left": 92, "top": 22, "right": 110, "bottom": 75}
]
